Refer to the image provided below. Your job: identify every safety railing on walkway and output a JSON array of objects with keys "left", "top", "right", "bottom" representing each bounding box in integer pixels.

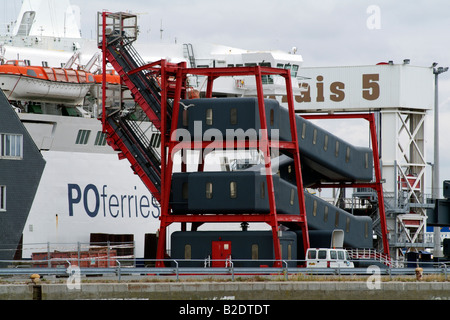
[{"left": 0, "top": 258, "right": 448, "bottom": 282}]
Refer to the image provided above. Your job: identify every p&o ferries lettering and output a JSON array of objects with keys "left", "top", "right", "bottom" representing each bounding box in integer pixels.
[{"left": 68, "top": 184, "right": 160, "bottom": 219}]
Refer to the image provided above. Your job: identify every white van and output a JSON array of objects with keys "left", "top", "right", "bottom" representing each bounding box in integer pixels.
[{"left": 306, "top": 248, "right": 354, "bottom": 268}]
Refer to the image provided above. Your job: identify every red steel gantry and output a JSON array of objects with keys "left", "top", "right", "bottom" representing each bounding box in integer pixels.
[{"left": 98, "top": 11, "right": 389, "bottom": 267}]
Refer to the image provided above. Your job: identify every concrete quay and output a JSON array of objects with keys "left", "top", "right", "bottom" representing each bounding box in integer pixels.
[{"left": 1, "top": 280, "right": 449, "bottom": 300}]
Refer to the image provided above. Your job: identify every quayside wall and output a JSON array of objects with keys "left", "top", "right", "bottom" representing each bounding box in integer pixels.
[{"left": 1, "top": 281, "right": 449, "bottom": 300}]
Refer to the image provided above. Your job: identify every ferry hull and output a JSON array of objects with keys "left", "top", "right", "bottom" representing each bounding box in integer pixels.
[{"left": 21, "top": 150, "right": 164, "bottom": 259}]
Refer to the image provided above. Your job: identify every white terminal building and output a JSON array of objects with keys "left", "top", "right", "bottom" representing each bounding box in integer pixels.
[{"left": 288, "top": 61, "right": 444, "bottom": 261}]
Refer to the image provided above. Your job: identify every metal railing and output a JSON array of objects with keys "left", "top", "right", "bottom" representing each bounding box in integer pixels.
[{"left": 0, "top": 258, "right": 448, "bottom": 282}]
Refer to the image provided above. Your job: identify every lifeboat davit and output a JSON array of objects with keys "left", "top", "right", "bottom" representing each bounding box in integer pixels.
[{"left": 0, "top": 60, "right": 95, "bottom": 105}]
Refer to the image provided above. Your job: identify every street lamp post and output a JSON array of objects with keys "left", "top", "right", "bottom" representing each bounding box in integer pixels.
[{"left": 432, "top": 64, "right": 448, "bottom": 258}]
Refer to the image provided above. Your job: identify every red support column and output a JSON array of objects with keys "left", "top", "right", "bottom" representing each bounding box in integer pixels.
[
  {"left": 101, "top": 12, "right": 107, "bottom": 132},
  {"left": 254, "top": 67, "right": 282, "bottom": 267},
  {"left": 368, "top": 114, "right": 390, "bottom": 256},
  {"left": 283, "top": 72, "right": 310, "bottom": 252}
]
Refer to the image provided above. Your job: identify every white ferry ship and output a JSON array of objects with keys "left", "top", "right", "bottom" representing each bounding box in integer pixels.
[{"left": 0, "top": 0, "right": 304, "bottom": 261}]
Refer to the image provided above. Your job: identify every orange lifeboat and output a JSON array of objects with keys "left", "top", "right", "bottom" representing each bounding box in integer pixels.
[
  {"left": 0, "top": 60, "right": 95, "bottom": 104},
  {"left": 94, "top": 69, "right": 121, "bottom": 85}
]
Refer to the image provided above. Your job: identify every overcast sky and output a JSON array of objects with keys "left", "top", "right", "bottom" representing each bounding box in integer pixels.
[
  {"left": 76, "top": 0, "right": 450, "bottom": 195},
  {"left": 3, "top": 0, "right": 450, "bottom": 194}
]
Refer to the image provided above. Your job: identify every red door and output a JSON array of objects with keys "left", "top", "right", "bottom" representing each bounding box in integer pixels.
[{"left": 211, "top": 241, "right": 232, "bottom": 267}]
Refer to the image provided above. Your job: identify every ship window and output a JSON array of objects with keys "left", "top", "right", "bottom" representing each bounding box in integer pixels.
[
  {"left": 0, "top": 134, "right": 23, "bottom": 159},
  {"left": 324, "top": 206, "right": 328, "bottom": 222},
  {"left": 0, "top": 186, "right": 6, "bottom": 211},
  {"left": 75, "top": 130, "right": 91, "bottom": 145},
  {"left": 206, "top": 182, "right": 213, "bottom": 199},
  {"left": 94, "top": 131, "right": 107, "bottom": 146},
  {"left": 365, "top": 153, "right": 369, "bottom": 169},
  {"left": 346, "top": 217, "right": 351, "bottom": 233},
  {"left": 365, "top": 222, "right": 369, "bottom": 238},
  {"left": 291, "top": 65, "right": 299, "bottom": 77},
  {"left": 42, "top": 61, "right": 48, "bottom": 67},
  {"left": 206, "top": 109, "right": 213, "bottom": 125},
  {"left": 335, "top": 141, "right": 340, "bottom": 157},
  {"left": 313, "top": 129, "right": 318, "bottom": 145},
  {"left": 230, "top": 108, "right": 237, "bottom": 125}
]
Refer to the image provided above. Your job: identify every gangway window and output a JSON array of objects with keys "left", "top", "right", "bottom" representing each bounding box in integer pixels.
[
  {"left": 230, "top": 181, "right": 237, "bottom": 199},
  {"left": 182, "top": 182, "right": 188, "bottom": 200},
  {"left": 323, "top": 206, "right": 329, "bottom": 222},
  {"left": 313, "top": 129, "right": 318, "bottom": 145},
  {"left": 335, "top": 141, "right": 340, "bottom": 157},
  {"left": 230, "top": 108, "right": 237, "bottom": 125},
  {"left": 251, "top": 244, "right": 258, "bottom": 260},
  {"left": 345, "top": 146, "right": 351, "bottom": 163},
  {"left": 206, "top": 182, "right": 213, "bottom": 199},
  {"left": 206, "top": 109, "right": 213, "bottom": 125},
  {"left": 324, "top": 135, "right": 329, "bottom": 151},
  {"left": 301, "top": 123, "right": 306, "bottom": 139},
  {"left": 290, "top": 188, "right": 295, "bottom": 205},
  {"left": 313, "top": 200, "right": 317, "bottom": 216},
  {"left": 184, "top": 244, "right": 191, "bottom": 260}
]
